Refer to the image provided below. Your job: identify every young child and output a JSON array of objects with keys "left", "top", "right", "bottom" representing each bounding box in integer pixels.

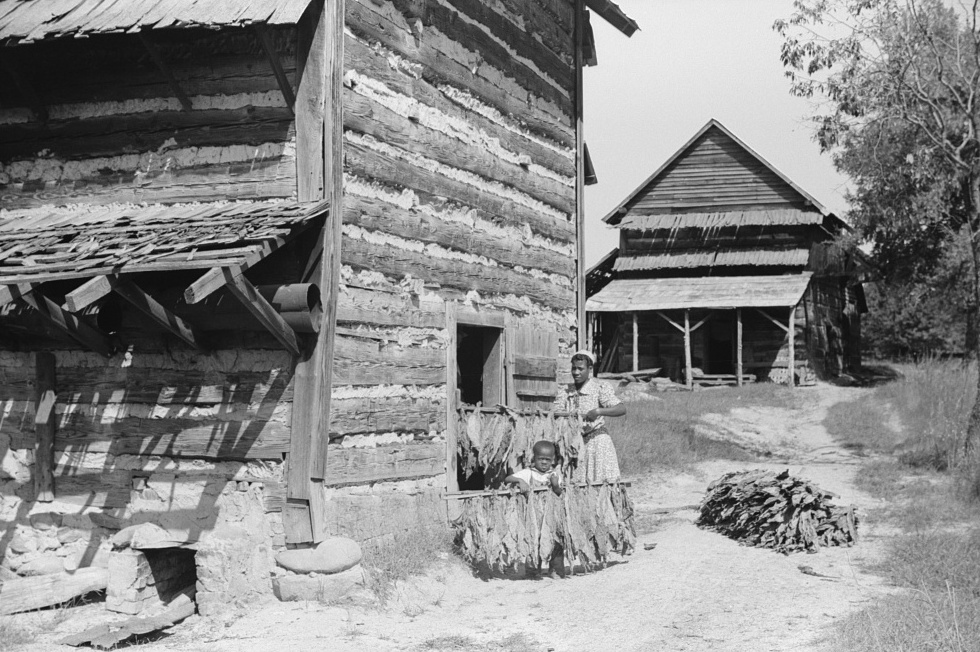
[
  {"left": 504, "top": 440, "right": 562, "bottom": 495},
  {"left": 504, "top": 440, "right": 565, "bottom": 577}
]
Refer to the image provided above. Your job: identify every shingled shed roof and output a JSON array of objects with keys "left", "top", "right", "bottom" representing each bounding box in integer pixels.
[
  {"left": 0, "top": 200, "right": 327, "bottom": 284},
  {"left": 0, "top": 0, "right": 312, "bottom": 44},
  {"left": 613, "top": 248, "right": 811, "bottom": 272},
  {"left": 618, "top": 209, "right": 826, "bottom": 231},
  {"left": 586, "top": 274, "right": 813, "bottom": 312}
]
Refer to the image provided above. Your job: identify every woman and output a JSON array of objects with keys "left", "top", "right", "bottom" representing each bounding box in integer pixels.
[{"left": 553, "top": 350, "right": 627, "bottom": 483}]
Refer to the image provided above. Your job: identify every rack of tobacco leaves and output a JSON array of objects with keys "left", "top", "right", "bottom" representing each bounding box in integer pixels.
[
  {"left": 447, "top": 482, "right": 636, "bottom": 572},
  {"left": 456, "top": 406, "right": 584, "bottom": 486},
  {"left": 696, "top": 469, "right": 858, "bottom": 553}
]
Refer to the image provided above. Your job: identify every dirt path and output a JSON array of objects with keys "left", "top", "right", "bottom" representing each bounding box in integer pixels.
[{"left": 25, "top": 384, "right": 894, "bottom": 652}]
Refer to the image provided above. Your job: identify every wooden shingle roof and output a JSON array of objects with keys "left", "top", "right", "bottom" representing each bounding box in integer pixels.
[
  {"left": 613, "top": 248, "right": 811, "bottom": 272},
  {"left": 617, "top": 209, "right": 826, "bottom": 231},
  {"left": 586, "top": 274, "right": 813, "bottom": 312},
  {"left": 0, "top": 0, "right": 312, "bottom": 44},
  {"left": 0, "top": 200, "right": 326, "bottom": 284}
]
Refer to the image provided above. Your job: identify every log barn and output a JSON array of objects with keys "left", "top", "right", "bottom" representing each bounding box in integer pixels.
[
  {"left": 0, "top": 0, "right": 637, "bottom": 612},
  {"left": 587, "top": 120, "right": 864, "bottom": 388}
]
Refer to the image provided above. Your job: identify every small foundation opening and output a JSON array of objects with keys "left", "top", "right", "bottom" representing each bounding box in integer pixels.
[{"left": 107, "top": 547, "right": 198, "bottom": 615}]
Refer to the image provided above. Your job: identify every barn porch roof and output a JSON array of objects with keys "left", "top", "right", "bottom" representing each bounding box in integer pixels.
[{"left": 586, "top": 273, "right": 813, "bottom": 312}]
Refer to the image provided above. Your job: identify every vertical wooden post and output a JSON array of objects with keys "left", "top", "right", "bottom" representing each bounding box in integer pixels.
[
  {"left": 788, "top": 305, "right": 796, "bottom": 388},
  {"left": 286, "top": 0, "right": 344, "bottom": 543},
  {"left": 684, "top": 309, "right": 693, "bottom": 389},
  {"left": 574, "top": 0, "right": 586, "bottom": 350},
  {"left": 632, "top": 311, "right": 639, "bottom": 373},
  {"left": 736, "top": 308, "right": 743, "bottom": 387},
  {"left": 34, "top": 351, "right": 56, "bottom": 502},
  {"left": 445, "top": 303, "right": 460, "bottom": 518}
]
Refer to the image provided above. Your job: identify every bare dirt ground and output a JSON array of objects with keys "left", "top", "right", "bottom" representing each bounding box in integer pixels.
[{"left": 18, "top": 383, "right": 895, "bottom": 652}]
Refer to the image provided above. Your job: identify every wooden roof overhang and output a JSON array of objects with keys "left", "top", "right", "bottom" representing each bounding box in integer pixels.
[
  {"left": 586, "top": 273, "right": 813, "bottom": 313},
  {"left": 0, "top": 0, "right": 312, "bottom": 44},
  {"left": 0, "top": 199, "right": 328, "bottom": 357},
  {"left": 613, "top": 248, "right": 812, "bottom": 272}
]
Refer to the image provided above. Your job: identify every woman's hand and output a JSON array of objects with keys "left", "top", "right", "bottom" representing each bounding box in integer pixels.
[{"left": 584, "top": 408, "right": 601, "bottom": 422}]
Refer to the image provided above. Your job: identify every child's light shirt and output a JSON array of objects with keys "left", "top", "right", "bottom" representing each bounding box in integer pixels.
[{"left": 511, "top": 468, "right": 562, "bottom": 488}]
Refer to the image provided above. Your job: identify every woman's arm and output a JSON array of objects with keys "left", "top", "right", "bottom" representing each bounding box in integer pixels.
[{"left": 585, "top": 403, "right": 626, "bottom": 421}]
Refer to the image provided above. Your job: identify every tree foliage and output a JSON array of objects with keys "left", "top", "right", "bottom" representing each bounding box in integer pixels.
[{"left": 776, "top": 0, "right": 980, "bottom": 443}]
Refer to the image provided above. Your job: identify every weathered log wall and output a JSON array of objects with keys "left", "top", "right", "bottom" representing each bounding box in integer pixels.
[
  {"left": 321, "top": 0, "right": 580, "bottom": 527},
  {"left": 0, "top": 27, "right": 298, "bottom": 207}
]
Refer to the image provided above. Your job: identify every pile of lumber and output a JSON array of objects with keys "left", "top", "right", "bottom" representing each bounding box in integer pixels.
[
  {"left": 451, "top": 482, "right": 635, "bottom": 571},
  {"left": 696, "top": 470, "right": 858, "bottom": 553},
  {"left": 456, "top": 407, "right": 583, "bottom": 485}
]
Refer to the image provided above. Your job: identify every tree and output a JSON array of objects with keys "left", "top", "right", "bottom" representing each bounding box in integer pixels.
[{"left": 776, "top": 0, "right": 980, "bottom": 448}]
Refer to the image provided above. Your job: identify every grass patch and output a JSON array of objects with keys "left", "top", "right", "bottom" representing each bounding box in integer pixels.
[
  {"left": 823, "top": 360, "right": 980, "bottom": 651},
  {"left": 360, "top": 504, "right": 457, "bottom": 605},
  {"left": 607, "top": 383, "right": 798, "bottom": 475}
]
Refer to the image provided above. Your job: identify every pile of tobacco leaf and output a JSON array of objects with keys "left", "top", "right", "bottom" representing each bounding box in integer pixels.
[
  {"left": 696, "top": 469, "right": 858, "bottom": 553},
  {"left": 456, "top": 407, "right": 583, "bottom": 486},
  {"left": 453, "top": 482, "right": 635, "bottom": 571}
]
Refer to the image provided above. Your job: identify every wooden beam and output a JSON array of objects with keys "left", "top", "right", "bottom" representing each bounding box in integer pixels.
[
  {"left": 632, "top": 311, "right": 638, "bottom": 373},
  {"left": 0, "top": 568, "right": 107, "bottom": 616},
  {"left": 63, "top": 276, "right": 114, "bottom": 312},
  {"left": 755, "top": 308, "right": 790, "bottom": 333},
  {"left": 222, "top": 269, "right": 301, "bottom": 356},
  {"left": 788, "top": 305, "right": 796, "bottom": 388},
  {"left": 34, "top": 351, "right": 56, "bottom": 503},
  {"left": 137, "top": 32, "right": 193, "bottom": 111},
  {"left": 111, "top": 277, "right": 208, "bottom": 352},
  {"left": 283, "top": 499, "right": 314, "bottom": 544},
  {"left": 736, "top": 308, "right": 743, "bottom": 388},
  {"left": 307, "top": 0, "right": 345, "bottom": 485},
  {"left": 0, "top": 283, "right": 31, "bottom": 307},
  {"left": 504, "top": 311, "right": 518, "bottom": 407},
  {"left": 255, "top": 24, "right": 296, "bottom": 113},
  {"left": 446, "top": 302, "right": 460, "bottom": 519},
  {"left": 655, "top": 310, "right": 684, "bottom": 333},
  {"left": 690, "top": 314, "right": 711, "bottom": 332},
  {"left": 182, "top": 213, "right": 324, "bottom": 304},
  {"left": 574, "top": 0, "right": 587, "bottom": 350},
  {"left": 684, "top": 309, "right": 693, "bottom": 389},
  {"left": 22, "top": 288, "right": 114, "bottom": 357}
]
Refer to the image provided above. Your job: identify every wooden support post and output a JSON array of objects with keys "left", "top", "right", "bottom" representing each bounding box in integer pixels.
[
  {"left": 183, "top": 215, "right": 323, "bottom": 305},
  {"left": 631, "top": 311, "right": 639, "bottom": 373},
  {"left": 788, "top": 305, "right": 796, "bottom": 388},
  {"left": 736, "top": 308, "right": 743, "bottom": 388},
  {"left": 574, "top": 0, "right": 587, "bottom": 350},
  {"left": 0, "top": 283, "right": 31, "bottom": 307},
  {"left": 22, "top": 289, "right": 114, "bottom": 357},
  {"left": 254, "top": 24, "right": 296, "bottom": 113},
  {"left": 222, "top": 269, "right": 301, "bottom": 356},
  {"left": 33, "top": 352, "right": 56, "bottom": 502},
  {"left": 445, "top": 303, "right": 460, "bottom": 519},
  {"left": 64, "top": 276, "right": 114, "bottom": 312},
  {"left": 137, "top": 33, "right": 193, "bottom": 111},
  {"left": 111, "top": 278, "right": 208, "bottom": 352},
  {"left": 684, "top": 309, "right": 693, "bottom": 389}
]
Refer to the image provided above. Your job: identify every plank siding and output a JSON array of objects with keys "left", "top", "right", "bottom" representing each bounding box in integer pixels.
[{"left": 628, "top": 128, "right": 807, "bottom": 215}]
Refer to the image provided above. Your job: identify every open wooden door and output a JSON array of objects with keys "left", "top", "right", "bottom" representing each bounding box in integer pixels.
[{"left": 506, "top": 324, "right": 560, "bottom": 410}]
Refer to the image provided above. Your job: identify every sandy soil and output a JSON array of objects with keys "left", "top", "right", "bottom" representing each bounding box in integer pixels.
[{"left": 16, "top": 383, "right": 895, "bottom": 652}]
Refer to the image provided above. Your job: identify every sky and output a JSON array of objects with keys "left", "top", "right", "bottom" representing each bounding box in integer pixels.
[{"left": 582, "top": 0, "right": 852, "bottom": 266}]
